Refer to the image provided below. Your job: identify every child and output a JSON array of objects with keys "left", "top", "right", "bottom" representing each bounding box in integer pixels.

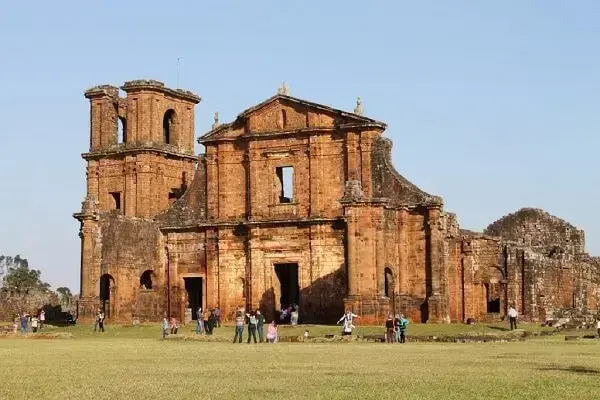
[
  {"left": 303, "top": 329, "right": 309, "bottom": 341},
  {"left": 266, "top": 321, "right": 278, "bottom": 343},
  {"left": 169, "top": 316, "right": 178, "bottom": 334},
  {"left": 31, "top": 317, "right": 39, "bottom": 333},
  {"left": 162, "top": 317, "right": 169, "bottom": 339}
]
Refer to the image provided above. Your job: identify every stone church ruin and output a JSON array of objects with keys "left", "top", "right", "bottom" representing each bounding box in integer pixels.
[{"left": 74, "top": 80, "right": 600, "bottom": 323}]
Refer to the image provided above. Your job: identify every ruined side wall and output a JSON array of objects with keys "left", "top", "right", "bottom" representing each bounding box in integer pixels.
[
  {"left": 84, "top": 215, "right": 165, "bottom": 321},
  {"left": 458, "top": 236, "right": 503, "bottom": 322},
  {"left": 485, "top": 208, "right": 585, "bottom": 256}
]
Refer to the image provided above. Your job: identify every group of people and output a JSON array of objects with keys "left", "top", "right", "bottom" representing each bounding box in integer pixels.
[
  {"left": 13, "top": 310, "right": 45, "bottom": 333},
  {"left": 161, "top": 307, "right": 222, "bottom": 339},
  {"left": 279, "top": 304, "right": 299, "bottom": 326},
  {"left": 93, "top": 309, "right": 106, "bottom": 332},
  {"left": 384, "top": 314, "right": 410, "bottom": 343},
  {"left": 194, "top": 307, "right": 221, "bottom": 336},
  {"left": 233, "top": 309, "right": 279, "bottom": 343}
]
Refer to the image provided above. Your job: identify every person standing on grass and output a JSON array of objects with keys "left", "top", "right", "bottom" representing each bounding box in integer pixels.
[
  {"left": 20, "top": 312, "right": 28, "bottom": 334},
  {"left": 93, "top": 309, "right": 101, "bottom": 332},
  {"left": 169, "top": 316, "right": 178, "bottom": 334},
  {"left": 214, "top": 307, "right": 221, "bottom": 328},
  {"left": 162, "top": 317, "right": 169, "bottom": 339},
  {"left": 393, "top": 314, "right": 402, "bottom": 343},
  {"left": 206, "top": 310, "right": 217, "bottom": 335},
  {"left": 596, "top": 317, "right": 600, "bottom": 338},
  {"left": 266, "top": 321, "right": 278, "bottom": 343},
  {"left": 385, "top": 315, "right": 395, "bottom": 343},
  {"left": 398, "top": 314, "right": 409, "bottom": 343},
  {"left": 39, "top": 310, "right": 45, "bottom": 330},
  {"left": 246, "top": 310, "right": 258, "bottom": 343},
  {"left": 508, "top": 305, "right": 518, "bottom": 330},
  {"left": 337, "top": 310, "right": 359, "bottom": 336},
  {"left": 31, "top": 316, "right": 39, "bottom": 333},
  {"left": 196, "top": 307, "right": 204, "bottom": 335},
  {"left": 98, "top": 311, "right": 105, "bottom": 332},
  {"left": 233, "top": 311, "right": 245, "bottom": 343},
  {"left": 256, "top": 310, "right": 265, "bottom": 343}
]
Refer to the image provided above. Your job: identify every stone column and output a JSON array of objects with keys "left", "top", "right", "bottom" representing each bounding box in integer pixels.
[
  {"left": 346, "top": 210, "right": 359, "bottom": 298},
  {"left": 426, "top": 206, "right": 449, "bottom": 323},
  {"left": 205, "top": 229, "right": 219, "bottom": 313},
  {"left": 375, "top": 214, "right": 385, "bottom": 297}
]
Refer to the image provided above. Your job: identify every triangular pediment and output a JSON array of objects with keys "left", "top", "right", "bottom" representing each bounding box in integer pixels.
[{"left": 199, "top": 94, "right": 386, "bottom": 143}]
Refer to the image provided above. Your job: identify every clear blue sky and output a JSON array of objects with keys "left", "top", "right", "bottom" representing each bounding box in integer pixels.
[{"left": 1, "top": 1, "right": 598, "bottom": 292}]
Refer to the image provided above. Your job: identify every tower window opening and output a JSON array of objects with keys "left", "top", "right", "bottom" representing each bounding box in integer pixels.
[
  {"left": 117, "top": 117, "right": 127, "bottom": 143},
  {"left": 163, "top": 109, "right": 176, "bottom": 144}
]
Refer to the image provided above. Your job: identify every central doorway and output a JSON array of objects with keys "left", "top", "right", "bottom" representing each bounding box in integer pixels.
[
  {"left": 274, "top": 263, "right": 300, "bottom": 310},
  {"left": 184, "top": 277, "right": 203, "bottom": 320}
]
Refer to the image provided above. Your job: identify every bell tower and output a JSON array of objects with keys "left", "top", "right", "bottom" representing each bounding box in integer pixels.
[{"left": 82, "top": 80, "right": 201, "bottom": 218}]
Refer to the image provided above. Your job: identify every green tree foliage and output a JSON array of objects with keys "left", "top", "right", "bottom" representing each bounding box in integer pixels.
[
  {"left": 0, "top": 255, "right": 50, "bottom": 294},
  {"left": 56, "top": 286, "right": 73, "bottom": 309},
  {"left": 0, "top": 255, "right": 59, "bottom": 321}
]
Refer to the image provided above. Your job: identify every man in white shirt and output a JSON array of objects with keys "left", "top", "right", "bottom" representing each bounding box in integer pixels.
[
  {"left": 338, "top": 310, "right": 359, "bottom": 336},
  {"left": 596, "top": 318, "right": 600, "bottom": 338},
  {"left": 508, "top": 305, "right": 518, "bottom": 330}
]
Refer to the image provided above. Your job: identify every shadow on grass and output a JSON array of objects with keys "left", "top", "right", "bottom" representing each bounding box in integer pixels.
[
  {"left": 540, "top": 366, "right": 600, "bottom": 375},
  {"left": 487, "top": 325, "right": 510, "bottom": 332}
]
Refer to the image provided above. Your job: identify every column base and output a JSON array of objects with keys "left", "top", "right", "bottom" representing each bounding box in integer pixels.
[
  {"left": 77, "top": 297, "right": 100, "bottom": 322},
  {"left": 344, "top": 295, "right": 392, "bottom": 324},
  {"left": 426, "top": 294, "right": 451, "bottom": 324}
]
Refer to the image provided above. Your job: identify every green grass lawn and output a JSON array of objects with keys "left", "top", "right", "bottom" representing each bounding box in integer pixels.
[{"left": 1, "top": 323, "right": 599, "bottom": 399}]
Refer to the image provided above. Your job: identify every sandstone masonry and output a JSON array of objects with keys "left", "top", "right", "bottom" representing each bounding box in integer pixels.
[{"left": 74, "top": 80, "right": 600, "bottom": 324}]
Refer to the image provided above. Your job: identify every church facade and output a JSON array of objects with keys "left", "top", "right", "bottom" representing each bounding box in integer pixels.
[{"left": 74, "top": 80, "right": 599, "bottom": 324}]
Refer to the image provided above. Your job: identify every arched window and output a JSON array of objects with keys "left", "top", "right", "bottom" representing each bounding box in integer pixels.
[
  {"left": 163, "top": 109, "right": 176, "bottom": 144},
  {"left": 281, "top": 109, "right": 288, "bottom": 128},
  {"left": 117, "top": 117, "right": 127, "bottom": 143},
  {"left": 239, "top": 277, "right": 246, "bottom": 299},
  {"left": 384, "top": 267, "right": 394, "bottom": 298},
  {"left": 140, "top": 270, "right": 153, "bottom": 290}
]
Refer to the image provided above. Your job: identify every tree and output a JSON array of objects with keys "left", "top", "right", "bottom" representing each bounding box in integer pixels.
[
  {"left": 56, "top": 287, "right": 73, "bottom": 310},
  {"left": 0, "top": 255, "right": 57, "bottom": 321},
  {"left": 1, "top": 255, "right": 50, "bottom": 294}
]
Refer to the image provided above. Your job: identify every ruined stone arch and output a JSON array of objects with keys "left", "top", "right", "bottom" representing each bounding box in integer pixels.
[
  {"left": 117, "top": 116, "right": 127, "bottom": 143},
  {"left": 163, "top": 109, "right": 176, "bottom": 144},
  {"left": 140, "top": 270, "right": 154, "bottom": 290},
  {"left": 238, "top": 277, "right": 246, "bottom": 299},
  {"left": 384, "top": 267, "right": 394, "bottom": 298}
]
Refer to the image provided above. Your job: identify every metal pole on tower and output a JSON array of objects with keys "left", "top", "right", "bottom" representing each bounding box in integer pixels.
[{"left": 177, "top": 58, "right": 180, "bottom": 89}]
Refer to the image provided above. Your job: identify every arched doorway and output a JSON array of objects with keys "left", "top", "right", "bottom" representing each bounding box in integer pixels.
[{"left": 99, "top": 274, "right": 115, "bottom": 318}]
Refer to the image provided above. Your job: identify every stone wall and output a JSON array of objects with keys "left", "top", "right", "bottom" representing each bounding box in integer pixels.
[{"left": 76, "top": 83, "right": 600, "bottom": 325}]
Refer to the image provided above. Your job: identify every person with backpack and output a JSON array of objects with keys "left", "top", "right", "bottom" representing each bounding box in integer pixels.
[
  {"left": 397, "top": 314, "right": 409, "bottom": 343},
  {"left": 337, "top": 310, "right": 359, "bottom": 336},
  {"left": 246, "top": 310, "right": 258, "bottom": 343}
]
